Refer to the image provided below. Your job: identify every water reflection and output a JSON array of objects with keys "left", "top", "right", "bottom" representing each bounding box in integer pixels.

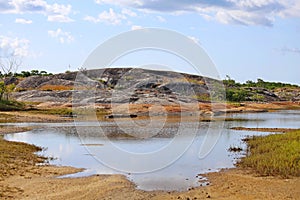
[{"left": 4, "top": 110, "right": 300, "bottom": 191}]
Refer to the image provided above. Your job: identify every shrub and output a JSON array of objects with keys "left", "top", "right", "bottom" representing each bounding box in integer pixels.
[
  {"left": 0, "top": 100, "right": 25, "bottom": 111},
  {"left": 226, "top": 88, "right": 248, "bottom": 102}
]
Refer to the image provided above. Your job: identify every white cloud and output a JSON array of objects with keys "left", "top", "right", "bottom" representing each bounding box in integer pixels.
[
  {"left": 83, "top": 15, "right": 99, "bottom": 23},
  {"left": 93, "top": 0, "right": 300, "bottom": 26},
  {"left": 277, "top": 0, "right": 300, "bottom": 18},
  {"left": 0, "top": 0, "right": 73, "bottom": 23},
  {"left": 15, "top": 18, "right": 32, "bottom": 24},
  {"left": 0, "top": 35, "right": 29, "bottom": 57},
  {"left": 95, "top": 0, "right": 142, "bottom": 7},
  {"left": 47, "top": 15, "right": 73, "bottom": 23},
  {"left": 157, "top": 16, "right": 166, "bottom": 22},
  {"left": 48, "top": 28, "right": 74, "bottom": 44},
  {"left": 46, "top": 3, "right": 73, "bottom": 22},
  {"left": 131, "top": 25, "right": 143, "bottom": 30},
  {"left": 84, "top": 8, "right": 123, "bottom": 25},
  {"left": 84, "top": 8, "right": 131, "bottom": 25},
  {"left": 98, "top": 8, "right": 126, "bottom": 25},
  {"left": 121, "top": 8, "right": 137, "bottom": 17}
]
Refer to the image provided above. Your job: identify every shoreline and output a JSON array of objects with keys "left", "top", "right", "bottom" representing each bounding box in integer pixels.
[
  {"left": 1, "top": 102, "right": 300, "bottom": 199},
  {"left": 1, "top": 101, "right": 300, "bottom": 123}
]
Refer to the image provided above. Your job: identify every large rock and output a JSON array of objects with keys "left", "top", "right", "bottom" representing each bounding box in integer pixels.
[{"left": 12, "top": 68, "right": 221, "bottom": 105}]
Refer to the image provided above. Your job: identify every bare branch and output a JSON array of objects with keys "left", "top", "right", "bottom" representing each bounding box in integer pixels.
[{"left": 0, "top": 56, "right": 22, "bottom": 76}]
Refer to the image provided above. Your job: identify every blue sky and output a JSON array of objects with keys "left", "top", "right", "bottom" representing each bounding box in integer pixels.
[{"left": 0, "top": 0, "right": 300, "bottom": 84}]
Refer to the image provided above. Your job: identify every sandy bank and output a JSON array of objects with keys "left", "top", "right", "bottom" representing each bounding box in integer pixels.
[{"left": 2, "top": 167, "right": 300, "bottom": 200}]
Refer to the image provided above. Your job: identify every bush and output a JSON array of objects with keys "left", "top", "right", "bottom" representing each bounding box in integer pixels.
[
  {"left": 226, "top": 88, "right": 248, "bottom": 102},
  {"left": 0, "top": 100, "right": 25, "bottom": 111}
]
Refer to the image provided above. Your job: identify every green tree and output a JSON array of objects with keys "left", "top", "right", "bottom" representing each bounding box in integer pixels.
[
  {"left": 5, "top": 84, "right": 16, "bottom": 100},
  {"left": 0, "top": 81, "right": 6, "bottom": 100},
  {"left": 30, "top": 70, "right": 39, "bottom": 76},
  {"left": 223, "top": 75, "right": 236, "bottom": 87},
  {"left": 21, "top": 71, "right": 31, "bottom": 77}
]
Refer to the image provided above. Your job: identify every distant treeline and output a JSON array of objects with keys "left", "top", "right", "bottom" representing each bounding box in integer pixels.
[
  {"left": 223, "top": 76, "right": 299, "bottom": 102},
  {"left": 223, "top": 76, "right": 299, "bottom": 90},
  {"left": 0, "top": 70, "right": 53, "bottom": 78}
]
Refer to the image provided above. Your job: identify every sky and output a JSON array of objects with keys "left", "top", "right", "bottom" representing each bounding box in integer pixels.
[{"left": 0, "top": 0, "right": 300, "bottom": 84}]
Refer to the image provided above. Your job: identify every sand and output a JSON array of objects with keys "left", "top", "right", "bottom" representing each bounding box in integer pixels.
[{"left": 2, "top": 167, "right": 299, "bottom": 200}]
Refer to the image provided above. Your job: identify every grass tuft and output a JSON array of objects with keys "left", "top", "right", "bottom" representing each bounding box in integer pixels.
[
  {"left": 0, "top": 100, "right": 25, "bottom": 111},
  {"left": 238, "top": 130, "right": 300, "bottom": 178}
]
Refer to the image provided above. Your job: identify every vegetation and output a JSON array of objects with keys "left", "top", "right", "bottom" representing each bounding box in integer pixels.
[
  {"left": 243, "top": 78, "right": 299, "bottom": 90},
  {"left": 193, "top": 94, "right": 210, "bottom": 102},
  {"left": 223, "top": 76, "right": 299, "bottom": 89},
  {"left": 0, "top": 81, "right": 6, "bottom": 100},
  {"left": 39, "top": 85, "right": 73, "bottom": 91},
  {"left": 223, "top": 76, "right": 299, "bottom": 102},
  {"left": 0, "top": 70, "right": 53, "bottom": 78},
  {"left": 28, "top": 108, "right": 74, "bottom": 116},
  {"left": 225, "top": 88, "right": 249, "bottom": 102},
  {"left": 0, "top": 82, "right": 16, "bottom": 101},
  {"left": 228, "top": 146, "right": 243, "bottom": 152},
  {"left": 238, "top": 130, "right": 300, "bottom": 178},
  {"left": 0, "top": 100, "right": 24, "bottom": 111}
]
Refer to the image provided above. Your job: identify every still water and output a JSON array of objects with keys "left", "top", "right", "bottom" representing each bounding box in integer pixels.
[{"left": 4, "top": 110, "right": 300, "bottom": 191}]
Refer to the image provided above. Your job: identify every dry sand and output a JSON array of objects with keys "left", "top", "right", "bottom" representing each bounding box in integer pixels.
[{"left": 2, "top": 167, "right": 300, "bottom": 200}]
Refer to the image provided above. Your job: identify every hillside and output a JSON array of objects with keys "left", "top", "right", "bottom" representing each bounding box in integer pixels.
[
  {"left": 10, "top": 68, "right": 216, "bottom": 105},
  {"left": 2, "top": 68, "right": 300, "bottom": 109}
]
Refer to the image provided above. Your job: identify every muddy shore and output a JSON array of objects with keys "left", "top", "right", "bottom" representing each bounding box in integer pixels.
[
  {"left": 2, "top": 153, "right": 299, "bottom": 200},
  {"left": 2, "top": 101, "right": 300, "bottom": 123}
]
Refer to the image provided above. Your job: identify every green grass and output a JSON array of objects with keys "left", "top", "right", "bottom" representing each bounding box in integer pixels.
[
  {"left": 238, "top": 130, "right": 300, "bottom": 178},
  {"left": 0, "top": 100, "right": 25, "bottom": 111}
]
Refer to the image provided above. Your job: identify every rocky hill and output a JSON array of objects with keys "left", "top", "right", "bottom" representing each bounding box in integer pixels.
[{"left": 7, "top": 68, "right": 300, "bottom": 107}]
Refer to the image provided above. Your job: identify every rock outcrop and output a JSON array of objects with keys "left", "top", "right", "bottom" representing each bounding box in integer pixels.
[{"left": 10, "top": 68, "right": 300, "bottom": 105}]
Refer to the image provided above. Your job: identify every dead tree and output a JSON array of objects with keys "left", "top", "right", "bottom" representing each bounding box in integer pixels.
[
  {"left": 0, "top": 56, "right": 22, "bottom": 100},
  {"left": 0, "top": 56, "right": 21, "bottom": 76}
]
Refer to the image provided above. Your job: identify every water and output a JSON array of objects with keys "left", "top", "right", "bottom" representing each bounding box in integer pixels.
[{"left": 3, "top": 110, "right": 300, "bottom": 191}]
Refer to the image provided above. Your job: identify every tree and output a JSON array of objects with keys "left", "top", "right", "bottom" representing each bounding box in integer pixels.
[
  {"left": 0, "top": 57, "right": 21, "bottom": 76},
  {"left": 223, "top": 75, "right": 236, "bottom": 87},
  {"left": 30, "top": 70, "right": 39, "bottom": 76},
  {"left": 257, "top": 78, "right": 265, "bottom": 88},
  {"left": 0, "top": 81, "right": 6, "bottom": 100},
  {"left": 0, "top": 55, "right": 22, "bottom": 101},
  {"left": 5, "top": 83, "right": 16, "bottom": 100},
  {"left": 40, "top": 70, "right": 48, "bottom": 76},
  {"left": 20, "top": 71, "right": 31, "bottom": 77}
]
